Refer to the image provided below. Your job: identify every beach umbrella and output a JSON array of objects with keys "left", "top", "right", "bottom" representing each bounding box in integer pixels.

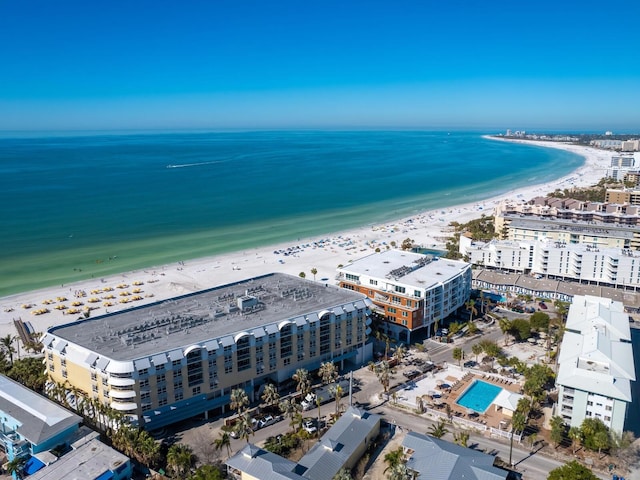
[
  {"left": 428, "top": 390, "right": 437, "bottom": 397},
  {"left": 436, "top": 379, "right": 444, "bottom": 386}
]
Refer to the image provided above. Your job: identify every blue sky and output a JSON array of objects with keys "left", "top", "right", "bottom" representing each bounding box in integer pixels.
[{"left": 1, "top": 0, "right": 639, "bottom": 131}]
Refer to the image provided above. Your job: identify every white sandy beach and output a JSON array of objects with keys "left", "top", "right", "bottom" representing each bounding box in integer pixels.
[{"left": 0, "top": 140, "right": 611, "bottom": 343}]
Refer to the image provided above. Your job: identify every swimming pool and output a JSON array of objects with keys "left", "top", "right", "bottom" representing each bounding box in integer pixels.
[{"left": 456, "top": 380, "right": 503, "bottom": 413}]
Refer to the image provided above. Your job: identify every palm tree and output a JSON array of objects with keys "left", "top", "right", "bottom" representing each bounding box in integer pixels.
[
  {"left": 387, "top": 463, "right": 410, "bottom": 480},
  {"left": 318, "top": 362, "right": 338, "bottom": 385},
  {"left": 5, "top": 456, "right": 26, "bottom": 479},
  {"left": 499, "top": 317, "right": 512, "bottom": 346},
  {"left": 471, "top": 343, "right": 483, "bottom": 363},
  {"left": 311, "top": 268, "right": 318, "bottom": 281},
  {"left": 290, "top": 411, "right": 304, "bottom": 433},
  {"left": 568, "top": 426, "right": 582, "bottom": 454},
  {"left": 166, "top": 443, "right": 194, "bottom": 478},
  {"left": 416, "top": 395, "right": 425, "bottom": 414},
  {"left": 331, "top": 384, "right": 344, "bottom": 415},
  {"left": 393, "top": 343, "right": 407, "bottom": 365},
  {"left": 454, "top": 430, "right": 469, "bottom": 447},
  {"left": 0, "top": 334, "right": 17, "bottom": 365},
  {"left": 383, "top": 447, "right": 404, "bottom": 473},
  {"left": 465, "top": 299, "right": 477, "bottom": 323},
  {"left": 136, "top": 430, "right": 161, "bottom": 467},
  {"left": 213, "top": 431, "right": 232, "bottom": 458},
  {"left": 299, "top": 272, "right": 306, "bottom": 279},
  {"left": 316, "top": 396, "right": 323, "bottom": 438},
  {"left": 293, "top": 368, "right": 311, "bottom": 398},
  {"left": 230, "top": 388, "right": 249, "bottom": 416},
  {"left": 374, "top": 360, "right": 392, "bottom": 394},
  {"left": 428, "top": 419, "right": 448, "bottom": 439},
  {"left": 235, "top": 412, "right": 255, "bottom": 443},
  {"left": 261, "top": 383, "right": 280, "bottom": 410},
  {"left": 550, "top": 416, "right": 565, "bottom": 448},
  {"left": 509, "top": 410, "right": 527, "bottom": 465},
  {"left": 526, "top": 432, "right": 538, "bottom": 452},
  {"left": 452, "top": 347, "right": 464, "bottom": 366},
  {"left": 332, "top": 468, "right": 353, "bottom": 480},
  {"left": 279, "top": 398, "right": 301, "bottom": 432}
]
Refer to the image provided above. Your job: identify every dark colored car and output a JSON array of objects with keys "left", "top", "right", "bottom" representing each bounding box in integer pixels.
[{"left": 539, "top": 302, "right": 547, "bottom": 309}]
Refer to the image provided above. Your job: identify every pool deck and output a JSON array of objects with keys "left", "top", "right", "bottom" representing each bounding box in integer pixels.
[{"left": 392, "top": 364, "right": 523, "bottom": 432}]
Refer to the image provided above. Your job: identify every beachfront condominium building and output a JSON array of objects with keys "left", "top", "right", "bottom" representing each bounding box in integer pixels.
[
  {"left": 494, "top": 198, "right": 640, "bottom": 250},
  {"left": 610, "top": 155, "right": 636, "bottom": 168},
  {"left": 605, "top": 188, "right": 640, "bottom": 206},
  {"left": 336, "top": 250, "right": 472, "bottom": 343},
  {"left": 556, "top": 296, "right": 635, "bottom": 433},
  {"left": 459, "top": 236, "right": 640, "bottom": 290},
  {"left": 42, "top": 273, "right": 373, "bottom": 430}
]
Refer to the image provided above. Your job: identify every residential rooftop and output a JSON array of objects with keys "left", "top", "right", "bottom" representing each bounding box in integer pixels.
[
  {"left": 557, "top": 296, "right": 635, "bottom": 401},
  {"left": 339, "top": 250, "right": 468, "bottom": 287},
  {"left": 0, "top": 375, "right": 81, "bottom": 445},
  {"left": 29, "top": 436, "right": 130, "bottom": 480},
  {"left": 402, "top": 431, "right": 508, "bottom": 480},
  {"left": 47, "top": 273, "right": 368, "bottom": 361}
]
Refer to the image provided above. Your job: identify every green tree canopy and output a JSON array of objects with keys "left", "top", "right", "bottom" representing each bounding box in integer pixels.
[
  {"left": 529, "top": 311, "right": 550, "bottom": 331},
  {"left": 580, "top": 417, "right": 610, "bottom": 452},
  {"left": 547, "top": 460, "right": 598, "bottom": 480},
  {"left": 509, "top": 318, "right": 531, "bottom": 341}
]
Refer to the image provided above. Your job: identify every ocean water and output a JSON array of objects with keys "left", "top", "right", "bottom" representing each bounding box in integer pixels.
[{"left": 0, "top": 131, "right": 583, "bottom": 296}]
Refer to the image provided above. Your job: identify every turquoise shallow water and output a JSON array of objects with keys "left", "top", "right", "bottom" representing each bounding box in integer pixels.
[{"left": 0, "top": 131, "right": 583, "bottom": 296}]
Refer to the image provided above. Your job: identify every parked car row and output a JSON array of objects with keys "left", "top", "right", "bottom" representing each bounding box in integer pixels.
[{"left": 229, "top": 413, "right": 284, "bottom": 438}]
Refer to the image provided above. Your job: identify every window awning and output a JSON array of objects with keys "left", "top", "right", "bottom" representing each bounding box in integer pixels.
[
  {"left": 307, "top": 312, "right": 320, "bottom": 323},
  {"left": 251, "top": 327, "right": 266, "bottom": 338},
  {"left": 332, "top": 306, "right": 344, "bottom": 316},
  {"left": 151, "top": 354, "right": 167, "bottom": 366},
  {"left": 134, "top": 358, "right": 151, "bottom": 370},
  {"left": 168, "top": 349, "right": 184, "bottom": 361},
  {"left": 265, "top": 324, "right": 279, "bottom": 335},
  {"left": 220, "top": 336, "right": 234, "bottom": 347},
  {"left": 95, "top": 357, "right": 110, "bottom": 370},
  {"left": 204, "top": 339, "right": 219, "bottom": 351}
]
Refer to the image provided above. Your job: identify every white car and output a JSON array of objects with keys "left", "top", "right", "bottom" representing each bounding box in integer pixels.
[
  {"left": 303, "top": 420, "right": 317, "bottom": 434},
  {"left": 258, "top": 415, "right": 276, "bottom": 429}
]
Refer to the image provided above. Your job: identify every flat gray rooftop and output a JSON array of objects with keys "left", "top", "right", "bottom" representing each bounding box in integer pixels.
[
  {"left": 29, "top": 437, "right": 129, "bottom": 480},
  {"left": 505, "top": 216, "right": 637, "bottom": 238},
  {"left": 49, "top": 273, "right": 366, "bottom": 360},
  {"left": 340, "top": 250, "right": 468, "bottom": 288}
]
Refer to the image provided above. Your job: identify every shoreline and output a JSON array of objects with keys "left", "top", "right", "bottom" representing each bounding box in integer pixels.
[{"left": 0, "top": 139, "right": 611, "bottom": 339}]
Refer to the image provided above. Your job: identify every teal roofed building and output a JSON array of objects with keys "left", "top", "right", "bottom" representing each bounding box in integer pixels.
[{"left": 0, "top": 374, "right": 82, "bottom": 478}]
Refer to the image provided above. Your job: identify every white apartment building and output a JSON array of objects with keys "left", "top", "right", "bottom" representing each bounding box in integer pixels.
[
  {"left": 460, "top": 236, "right": 640, "bottom": 289},
  {"left": 556, "top": 296, "right": 635, "bottom": 433},
  {"left": 336, "top": 250, "right": 472, "bottom": 342}
]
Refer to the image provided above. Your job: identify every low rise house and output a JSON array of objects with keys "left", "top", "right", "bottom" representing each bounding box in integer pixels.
[
  {"left": 402, "top": 432, "right": 508, "bottom": 479},
  {"left": 226, "top": 406, "right": 380, "bottom": 480}
]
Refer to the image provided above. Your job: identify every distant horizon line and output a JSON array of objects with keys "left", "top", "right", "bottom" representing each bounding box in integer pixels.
[{"left": 1, "top": 126, "right": 638, "bottom": 138}]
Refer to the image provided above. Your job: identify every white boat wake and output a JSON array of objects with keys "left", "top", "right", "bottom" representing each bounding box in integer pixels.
[{"left": 166, "top": 160, "right": 224, "bottom": 169}]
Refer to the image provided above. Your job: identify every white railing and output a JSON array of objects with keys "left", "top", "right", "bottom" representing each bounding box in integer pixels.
[{"left": 489, "top": 426, "right": 522, "bottom": 442}]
